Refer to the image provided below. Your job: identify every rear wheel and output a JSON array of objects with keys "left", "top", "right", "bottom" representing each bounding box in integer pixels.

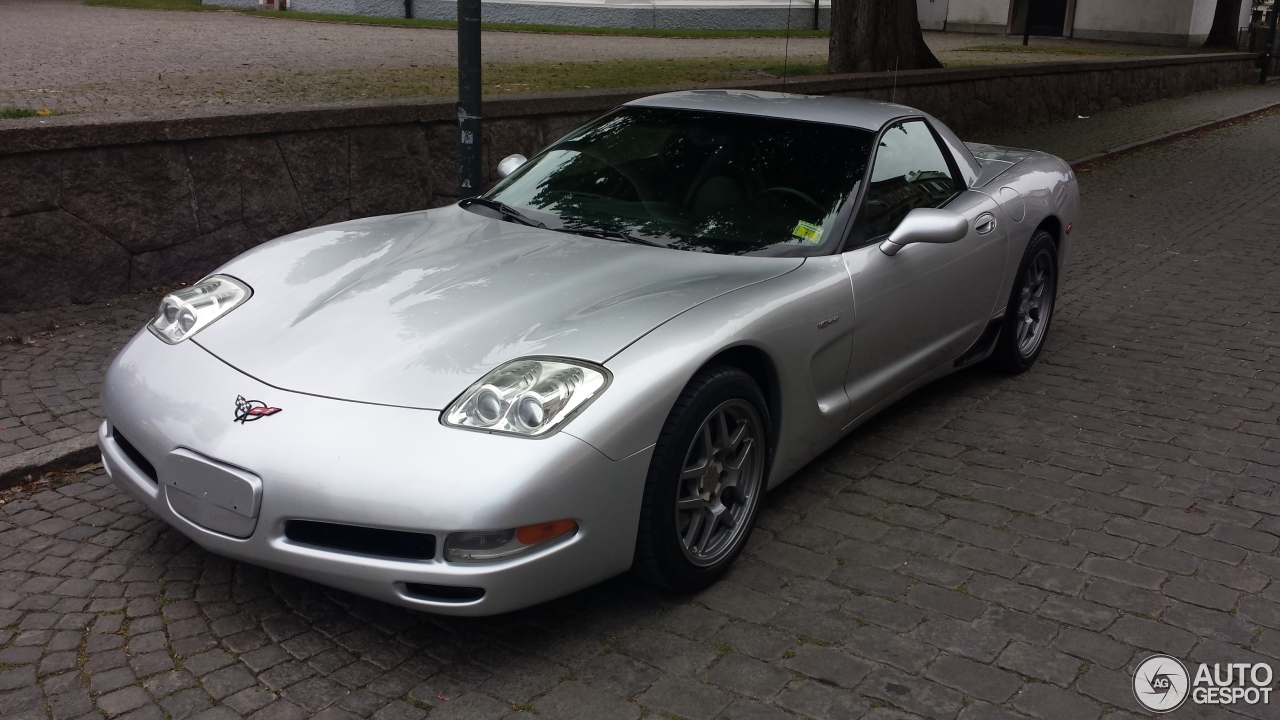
[
  {"left": 633, "top": 366, "right": 769, "bottom": 591},
  {"left": 990, "top": 230, "right": 1058, "bottom": 374}
]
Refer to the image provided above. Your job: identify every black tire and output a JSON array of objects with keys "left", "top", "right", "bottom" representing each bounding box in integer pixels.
[
  {"left": 989, "top": 229, "right": 1059, "bottom": 374},
  {"left": 633, "top": 365, "right": 770, "bottom": 591}
]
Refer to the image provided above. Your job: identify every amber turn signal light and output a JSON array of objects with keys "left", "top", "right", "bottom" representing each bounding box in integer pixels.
[{"left": 516, "top": 519, "right": 578, "bottom": 545}]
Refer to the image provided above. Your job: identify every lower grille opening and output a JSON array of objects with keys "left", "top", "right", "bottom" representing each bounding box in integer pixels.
[
  {"left": 403, "top": 582, "right": 485, "bottom": 603},
  {"left": 284, "top": 520, "right": 436, "bottom": 560},
  {"left": 112, "top": 429, "right": 158, "bottom": 483}
]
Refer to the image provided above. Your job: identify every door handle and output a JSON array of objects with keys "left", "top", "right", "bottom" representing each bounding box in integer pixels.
[{"left": 975, "top": 213, "right": 997, "bottom": 235}]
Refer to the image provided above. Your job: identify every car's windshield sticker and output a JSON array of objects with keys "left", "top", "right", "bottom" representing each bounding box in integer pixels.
[{"left": 792, "top": 220, "right": 824, "bottom": 244}]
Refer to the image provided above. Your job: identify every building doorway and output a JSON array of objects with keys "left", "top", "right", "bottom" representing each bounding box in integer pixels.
[{"left": 1021, "top": 0, "right": 1069, "bottom": 36}]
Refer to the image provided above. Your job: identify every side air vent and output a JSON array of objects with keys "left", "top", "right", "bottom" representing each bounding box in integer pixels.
[
  {"left": 112, "top": 430, "right": 158, "bottom": 483},
  {"left": 403, "top": 582, "right": 485, "bottom": 603},
  {"left": 284, "top": 520, "right": 436, "bottom": 560}
]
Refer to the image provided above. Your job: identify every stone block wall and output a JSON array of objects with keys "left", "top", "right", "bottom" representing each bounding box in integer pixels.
[
  {"left": 0, "top": 108, "right": 598, "bottom": 312},
  {"left": 0, "top": 53, "right": 1257, "bottom": 312}
]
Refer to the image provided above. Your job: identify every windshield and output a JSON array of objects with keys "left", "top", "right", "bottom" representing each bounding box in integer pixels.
[{"left": 479, "top": 107, "right": 875, "bottom": 256}]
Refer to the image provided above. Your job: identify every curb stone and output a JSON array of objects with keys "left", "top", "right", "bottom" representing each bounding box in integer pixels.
[{"left": 0, "top": 433, "right": 101, "bottom": 488}]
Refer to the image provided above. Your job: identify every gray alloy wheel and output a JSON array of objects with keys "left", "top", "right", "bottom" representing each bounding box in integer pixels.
[
  {"left": 674, "top": 399, "right": 764, "bottom": 567},
  {"left": 990, "top": 229, "right": 1058, "bottom": 374},
  {"left": 632, "top": 365, "right": 771, "bottom": 591},
  {"left": 1015, "top": 247, "right": 1056, "bottom": 358}
]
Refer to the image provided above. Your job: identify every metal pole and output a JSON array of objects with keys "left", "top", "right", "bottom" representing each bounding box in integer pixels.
[
  {"left": 813, "top": 0, "right": 819, "bottom": 31},
  {"left": 1263, "top": 2, "right": 1279, "bottom": 84},
  {"left": 1023, "top": 0, "right": 1031, "bottom": 45},
  {"left": 457, "top": 0, "right": 482, "bottom": 194}
]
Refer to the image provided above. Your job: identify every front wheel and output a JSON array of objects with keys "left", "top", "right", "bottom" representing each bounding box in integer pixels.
[
  {"left": 989, "top": 229, "right": 1058, "bottom": 374},
  {"left": 633, "top": 366, "right": 769, "bottom": 591}
]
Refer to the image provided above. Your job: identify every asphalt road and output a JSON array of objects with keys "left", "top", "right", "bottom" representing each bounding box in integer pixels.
[{"left": 2, "top": 108, "right": 1280, "bottom": 719}]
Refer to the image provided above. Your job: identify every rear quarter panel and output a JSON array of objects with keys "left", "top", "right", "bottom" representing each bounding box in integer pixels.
[{"left": 975, "top": 151, "right": 1079, "bottom": 304}]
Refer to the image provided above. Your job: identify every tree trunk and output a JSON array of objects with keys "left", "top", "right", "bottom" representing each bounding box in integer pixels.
[
  {"left": 1205, "top": 0, "right": 1245, "bottom": 48},
  {"left": 829, "top": 0, "right": 942, "bottom": 74}
]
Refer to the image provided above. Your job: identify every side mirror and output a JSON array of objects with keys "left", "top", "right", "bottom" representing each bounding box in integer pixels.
[
  {"left": 879, "top": 208, "right": 968, "bottom": 256},
  {"left": 496, "top": 154, "right": 527, "bottom": 179}
]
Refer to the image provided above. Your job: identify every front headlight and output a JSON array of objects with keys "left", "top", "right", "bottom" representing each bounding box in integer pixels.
[
  {"left": 442, "top": 358, "right": 609, "bottom": 437},
  {"left": 148, "top": 275, "right": 252, "bottom": 344}
]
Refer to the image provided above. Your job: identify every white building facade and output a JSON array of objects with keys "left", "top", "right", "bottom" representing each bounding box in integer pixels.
[{"left": 922, "top": 0, "right": 1253, "bottom": 46}]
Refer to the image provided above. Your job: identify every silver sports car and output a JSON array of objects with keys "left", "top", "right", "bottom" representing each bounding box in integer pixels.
[{"left": 99, "top": 90, "right": 1079, "bottom": 615}]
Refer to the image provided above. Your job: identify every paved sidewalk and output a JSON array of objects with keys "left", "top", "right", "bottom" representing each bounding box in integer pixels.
[
  {"left": 2, "top": 108, "right": 1280, "bottom": 720},
  {"left": 975, "top": 81, "right": 1280, "bottom": 163},
  {"left": 4, "top": 81, "right": 1279, "bottom": 473}
]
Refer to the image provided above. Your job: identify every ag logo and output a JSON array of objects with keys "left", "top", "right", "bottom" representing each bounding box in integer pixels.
[
  {"left": 1134, "top": 654, "right": 1190, "bottom": 713},
  {"left": 234, "top": 395, "right": 282, "bottom": 424}
]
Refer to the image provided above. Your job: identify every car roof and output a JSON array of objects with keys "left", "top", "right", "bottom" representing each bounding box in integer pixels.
[
  {"left": 625, "top": 89, "right": 918, "bottom": 131},
  {"left": 626, "top": 89, "right": 982, "bottom": 189}
]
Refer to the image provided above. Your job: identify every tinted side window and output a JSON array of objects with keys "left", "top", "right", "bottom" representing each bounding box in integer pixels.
[{"left": 863, "top": 120, "right": 959, "bottom": 239}]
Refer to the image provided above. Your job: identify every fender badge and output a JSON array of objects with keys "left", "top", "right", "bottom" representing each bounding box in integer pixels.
[
  {"left": 235, "top": 395, "right": 282, "bottom": 424},
  {"left": 818, "top": 315, "right": 840, "bottom": 329}
]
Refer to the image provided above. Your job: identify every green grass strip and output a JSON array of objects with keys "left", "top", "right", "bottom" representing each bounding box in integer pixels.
[
  {"left": 959, "top": 43, "right": 1161, "bottom": 56},
  {"left": 1, "top": 107, "right": 67, "bottom": 119}
]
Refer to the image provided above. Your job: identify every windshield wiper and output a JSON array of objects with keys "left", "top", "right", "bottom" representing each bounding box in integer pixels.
[
  {"left": 460, "top": 200, "right": 662, "bottom": 247},
  {"left": 558, "top": 227, "right": 663, "bottom": 248},
  {"left": 459, "top": 197, "right": 547, "bottom": 229}
]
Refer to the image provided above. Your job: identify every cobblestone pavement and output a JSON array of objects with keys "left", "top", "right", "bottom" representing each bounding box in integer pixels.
[
  {"left": 4, "top": 108, "right": 1280, "bottom": 720},
  {"left": 0, "top": 294, "right": 158, "bottom": 461},
  {"left": 0, "top": 0, "right": 1203, "bottom": 116}
]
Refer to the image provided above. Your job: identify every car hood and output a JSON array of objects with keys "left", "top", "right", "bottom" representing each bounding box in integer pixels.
[{"left": 196, "top": 205, "right": 801, "bottom": 410}]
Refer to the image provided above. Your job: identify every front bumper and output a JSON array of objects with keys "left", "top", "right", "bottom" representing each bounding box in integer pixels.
[{"left": 99, "top": 332, "right": 651, "bottom": 615}]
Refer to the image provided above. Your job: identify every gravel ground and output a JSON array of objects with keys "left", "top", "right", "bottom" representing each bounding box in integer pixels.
[
  {"left": 0, "top": 0, "right": 1204, "bottom": 115},
  {"left": 0, "top": 0, "right": 818, "bottom": 114}
]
